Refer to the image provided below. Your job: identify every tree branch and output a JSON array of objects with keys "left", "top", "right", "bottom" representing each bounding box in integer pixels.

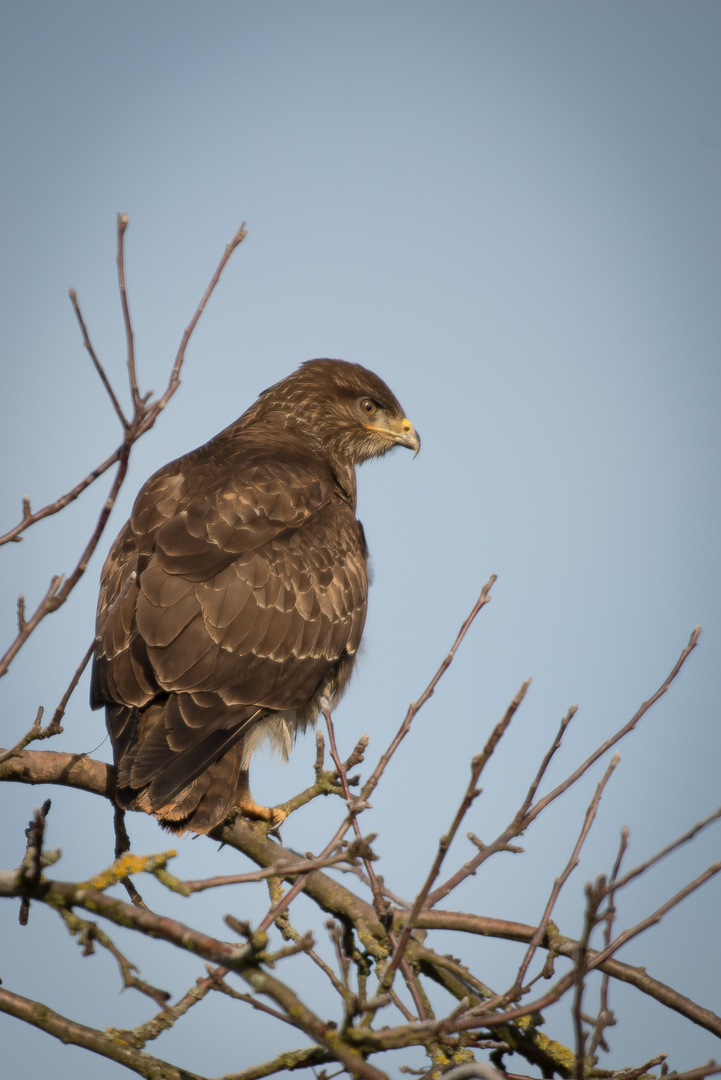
[
  {"left": 361, "top": 576, "right": 496, "bottom": 805},
  {"left": 0, "top": 987, "right": 205, "bottom": 1080}
]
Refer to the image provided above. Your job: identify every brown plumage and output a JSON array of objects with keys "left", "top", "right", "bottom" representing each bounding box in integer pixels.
[{"left": 91, "top": 359, "right": 419, "bottom": 833}]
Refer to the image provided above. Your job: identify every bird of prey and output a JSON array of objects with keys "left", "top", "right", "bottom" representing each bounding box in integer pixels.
[{"left": 91, "top": 359, "right": 419, "bottom": 834}]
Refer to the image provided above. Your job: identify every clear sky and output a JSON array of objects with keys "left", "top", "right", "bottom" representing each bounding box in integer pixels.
[{"left": 1, "top": 3, "right": 720, "bottom": 1076}]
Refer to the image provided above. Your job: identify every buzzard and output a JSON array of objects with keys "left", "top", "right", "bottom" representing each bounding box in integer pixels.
[{"left": 91, "top": 359, "right": 419, "bottom": 833}]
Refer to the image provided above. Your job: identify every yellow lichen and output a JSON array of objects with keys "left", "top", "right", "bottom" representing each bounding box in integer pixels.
[
  {"left": 530, "top": 1028, "right": 576, "bottom": 1071},
  {"left": 85, "top": 851, "right": 177, "bottom": 891}
]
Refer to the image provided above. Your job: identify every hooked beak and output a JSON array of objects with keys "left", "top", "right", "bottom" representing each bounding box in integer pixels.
[{"left": 368, "top": 415, "right": 421, "bottom": 457}]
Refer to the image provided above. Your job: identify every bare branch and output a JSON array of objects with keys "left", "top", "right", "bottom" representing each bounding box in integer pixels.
[
  {"left": 180, "top": 850, "right": 359, "bottom": 893},
  {"left": 69, "top": 286, "right": 129, "bottom": 429},
  {"left": 116, "top": 213, "right": 141, "bottom": 414},
  {"left": 0, "top": 747, "right": 114, "bottom": 798},
  {"left": 217, "top": 1043, "right": 331, "bottom": 1080},
  {"left": 404, "top": 906, "right": 721, "bottom": 1037},
  {"left": 134, "top": 221, "right": 248, "bottom": 439},
  {"left": 513, "top": 751, "right": 620, "bottom": 993},
  {"left": 59, "top": 907, "right": 172, "bottom": 1012},
  {"left": 361, "top": 576, "right": 496, "bottom": 804},
  {"left": 424, "top": 679, "right": 531, "bottom": 907},
  {"left": 0, "top": 707, "right": 50, "bottom": 765},
  {"left": 572, "top": 878, "right": 605, "bottom": 1076},
  {"left": 238, "top": 965, "right": 388, "bottom": 1080},
  {"left": 323, "top": 705, "right": 384, "bottom": 910},
  {"left": 0, "top": 445, "right": 125, "bottom": 546},
  {"left": 4, "top": 747, "right": 720, "bottom": 1039},
  {"left": 322, "top": 706, "right": 429, "bottom": 1023},
  {"left": 588, "top": 824, "right": 628, "bottom": 1057},
  {"left": 49, "top": 637, "right": 96, "bottom": 730},
  {"left": 274, "top": 910, "right": 346, "bottom": 997},
  {"left": 611, "top": 805, "right": 721, "bottom": 894},
  {"left": 596, "top": 860, "right": 721, "bottom": 971},
  {"left": 425, "top": 627, "right": 702, "bottom": 906},
  {"left": 0, "top": 439, "right": 133, "bottom": 678},
  {"left": 0, "top": 222, "right": 248, "bottom": 675},
  {"left": 385, "top": 749, "right": 490, "bottom": 985},
  {"left": 518, "top": 702, "right": 578, "bottom": 820},
  {"left": 670, "top": 1066, "right": 721, "bottom": 1080},
  {"left": 527, "top": 626, "right": 702, "bottom": 825},
  {"left": 0, "top": 987, "right": 205, "bottom": 1080},
  {"left": 0, "top": 868, "right": 265, "bottom": 969},
  {"left": 18, "top": 798, "right": 53, "bottom": 925}
]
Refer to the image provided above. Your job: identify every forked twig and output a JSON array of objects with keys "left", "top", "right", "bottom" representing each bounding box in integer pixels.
[
  {"left": 0, "top": 219, "right": 248, "bottom": 678},
  {"left": 0, "top": 446, "right": 126, "bottom": 547},
  {"left": 69, "top": 286, "right": 129, "bottom": 429},
  {"left": 528, "top": 627, "right": 702, "bottom": 826},
  {"left": 322, "top": 706, "right": 429, "bottom": 1022},
  {"left": 513, "top": 752, "right": 620, "bottom": 993},
  {"left": 587, "top": 824, "right": 628, "bottom": 1056},
  {"left": 134, "top": 221, "right": 248, "bottom": 439},
  {"left": 611, "top": 804, "right": 721, "bottom": 894},
  {"left": 426, "top": 627, "right": 702, "bottom": 907}
]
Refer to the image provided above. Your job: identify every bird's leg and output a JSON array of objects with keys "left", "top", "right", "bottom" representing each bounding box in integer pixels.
[{"left": 232, "top": 769, "right": 287, "bottom": 827}]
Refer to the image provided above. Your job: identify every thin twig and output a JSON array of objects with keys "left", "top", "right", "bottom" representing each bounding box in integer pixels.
[
  {"left": 0, "top": 439, "right": 133, "bottom": 678},
  {"left": 670, "top": 1066, "right": 721, "bottom": 1080},
  {"left": 323, "top": 706, "right": 429, "bottom": 1023},
  {"left": 18, "top": 799, "right": 52, "bottom": 925},
  {"left": 517, "top": 703, "right": 578, "bottom": 819},
  {"left": 116, "top": 213, "right": 140, "bottom": 414},
  {"left": 0, "top": 708, "right": 48, "bottom": 766},
  {"left": 588, "top": 825, "right": 628, "bottom": 1057},
  {"left": 274, "top": 909, "right": 346, "bottom": 997},
  {"left": 385, "top": 750, "right": 490, "bottom": 985},
  {"left": 361, "top": 576, "right": 496, "bottom": 805},
  {"left": 323, "top": 705, "right": 384, "bottom": 911},
  {"left": 134, "top": 222, "right": 248, "bottom": 439},
  {"left": 58, "top": 908, "right": 171, "bottom": 1012},
  {"left": 255, "top": 815, "right": 351, "bottom": 935},
  {"left": 0, "top": 987, "right": 205, "bottom": 1080},
  {"left": 50, "top": 638, "right": 96, "bottom": 729},
  {"left": 0, "top": 221, "right": 248, "bottom": 676},
  {"left": 69, "top": 287, "right": 128, "bottom": 428},
  {"left": 528, "top": 627, "right": 702, "bottom": 826},
  {"left": 0, "top": 445, "right": 124, "bottom": 546},
  {"left": 595, "top": 860, "right": 721, "bottom": 970},
  {"left": 181, "top": 851, "right": 357, "bottom": 893},
  {"left": 426, "top": 627, "right": 702, "bottom": 906},
  {"left": 572, "top": 878, "right": 606, "bottom": 1077},
  {"left": 513, "top": 752, "right": 620, "bottom": 993},
  {"left": 611, "top": 805, "right": 721, "bottom": 895},
  {"left": 450, "top": 861, "right": 721, "bottom": 1038},
  {"left": 110, "top": 966, "right": 216, "bottom": 1050},
  {"left": 423, "top": 680, "right": 531, "bottom": 908}
]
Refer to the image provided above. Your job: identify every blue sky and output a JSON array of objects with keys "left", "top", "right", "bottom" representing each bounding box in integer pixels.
[{"left": 1, "top": 3, "right": 720, "bottom": 1076}]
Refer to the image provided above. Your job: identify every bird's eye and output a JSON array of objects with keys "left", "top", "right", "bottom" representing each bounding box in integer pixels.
[{"left": 360, "top": 399, "right": 377, "bottom": 416}]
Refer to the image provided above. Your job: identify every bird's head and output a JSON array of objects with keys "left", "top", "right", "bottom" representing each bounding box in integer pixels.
[{"left": 255, "top": 358, "right": 420, "bottom": 465}]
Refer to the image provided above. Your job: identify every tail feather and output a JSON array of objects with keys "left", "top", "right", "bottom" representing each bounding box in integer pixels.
[{"left": 106, "top": 695, "right": 265, "bottom": 833}]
